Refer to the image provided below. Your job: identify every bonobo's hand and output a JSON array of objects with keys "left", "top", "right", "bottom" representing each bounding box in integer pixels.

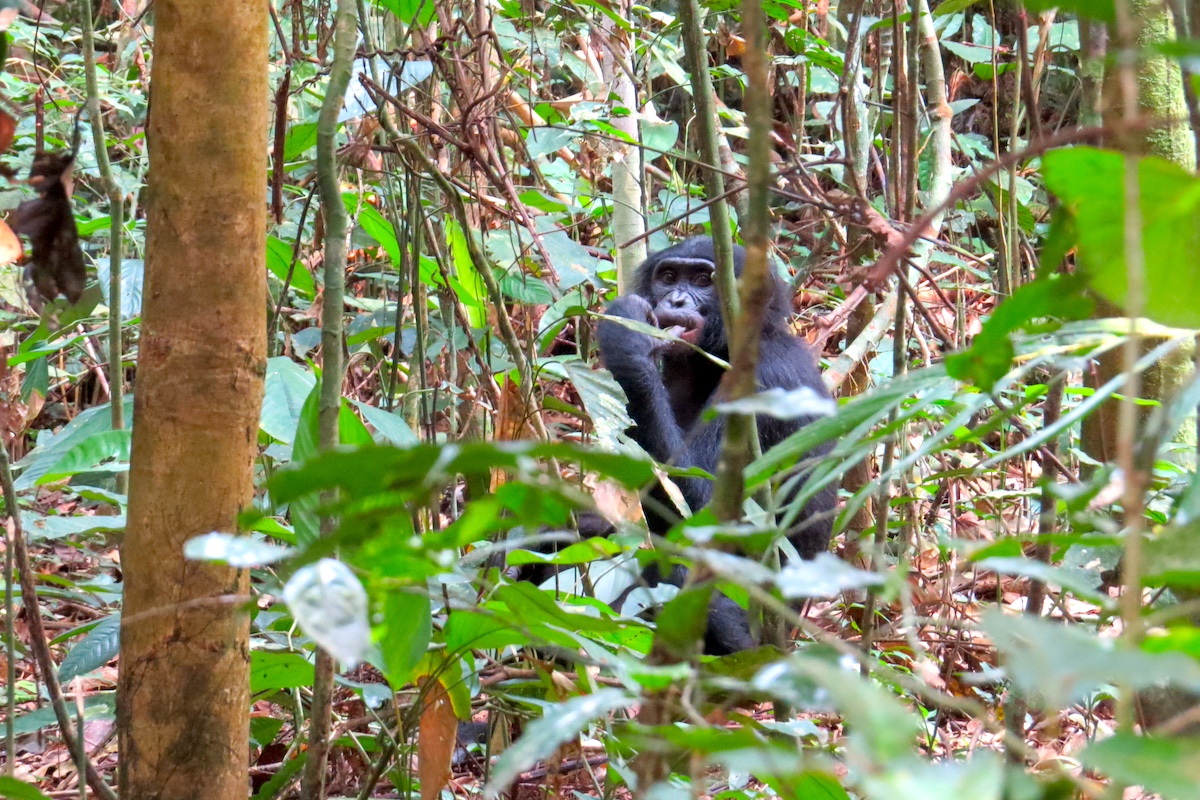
[{"left": 597, "top": 294, "right": 658, "bottom": 366}]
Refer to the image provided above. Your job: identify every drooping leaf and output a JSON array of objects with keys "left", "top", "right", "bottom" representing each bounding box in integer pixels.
[
  {"left": 381, "top": 589, "right": 432, "bottom": 686},
  {"left": 57, "top": 613, "right": 120, "bottom": 683},
  {"left": 260, "top": 356, "right": 316, "bottom": 446},
  {"left": 95, "top": 257, "right": 145, "bottom": 318},
  {"left": 37, "top": 429, "right": 131, "bottom": 484},
  {"left": 265, "top": 235, "right": 315, "bottom": 299},
  {"left": 860, "top": 753, "right": 1004, "bottom": 800}
]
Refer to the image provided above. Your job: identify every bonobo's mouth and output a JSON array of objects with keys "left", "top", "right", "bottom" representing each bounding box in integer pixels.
[{"left": 655, "top": 309, "right": 705, "bottom": 345}]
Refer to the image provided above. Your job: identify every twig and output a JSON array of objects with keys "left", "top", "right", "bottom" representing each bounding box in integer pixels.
[
  {"left": 300, "top": 0, "right": 358, "bottom": 793},
  {"left": 81, "top": 0, "right": 125, "bottom": 486}
]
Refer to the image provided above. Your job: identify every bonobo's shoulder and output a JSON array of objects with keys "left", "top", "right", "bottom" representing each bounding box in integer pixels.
[{"left": 757, "top": 333, "right": 827, "bottom": 385}]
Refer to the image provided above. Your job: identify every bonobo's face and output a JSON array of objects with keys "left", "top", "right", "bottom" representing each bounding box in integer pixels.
[{"left": 649, "top": 256, "right": 716, "bottom": 347}]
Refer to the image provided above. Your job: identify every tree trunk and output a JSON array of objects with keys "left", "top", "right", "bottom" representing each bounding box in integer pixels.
[
  {"left": 116, "top": 0, "right": 268, "bottom": 796},
  {"left": 1083, "top": 2, "right": 1196, "bottom": 467}
]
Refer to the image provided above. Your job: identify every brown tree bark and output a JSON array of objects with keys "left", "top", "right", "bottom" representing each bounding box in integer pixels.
[{"left": 116, "top": 0, "right": 268, "bottom": 796}]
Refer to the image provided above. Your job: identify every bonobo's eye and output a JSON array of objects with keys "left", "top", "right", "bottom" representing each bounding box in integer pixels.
[
  {"left": 659, "top": 268, "right": 677, "bottom": 285},
  {"left": 693, "top": 271, "right": 714, "bottom": 288}
]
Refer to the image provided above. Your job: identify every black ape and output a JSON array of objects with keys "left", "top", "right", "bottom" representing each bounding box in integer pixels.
[{"left": 597, "top": 237, "right": 836, "bottom": 654}]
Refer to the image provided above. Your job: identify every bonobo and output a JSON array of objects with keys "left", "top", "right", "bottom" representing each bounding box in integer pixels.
[{"left": 597, "top": 236, "right": 836, "bottom": 655}]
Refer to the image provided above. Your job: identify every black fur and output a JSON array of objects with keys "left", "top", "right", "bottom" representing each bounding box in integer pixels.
[{"left": 597, "top": 237, "right": 836, "bottom": 655}]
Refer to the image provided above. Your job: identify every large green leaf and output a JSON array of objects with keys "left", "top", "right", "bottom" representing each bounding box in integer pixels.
[
  {"left": 381, "top": 589, "right": 431, "bottom": 686},
  {"left": 260, "top": 356, "right": 316, "bottom": 445},
  {"left": 266, "top": 235, "right": 315, "bottom": 299},
  {"left": 37, "top": 430, "right": 131, "bottom": 484},
  {"left": 1043, "top": 146, "right": 1200, "bottom": 328}
]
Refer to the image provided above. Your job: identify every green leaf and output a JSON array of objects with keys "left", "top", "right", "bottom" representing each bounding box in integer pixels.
[
  {"left": 251, "top": 650, "right": 316, "bottom": 694},
  {"left": 12, "top": 693, "right": 115, "bottom": 735},
  {"left": 933, "top": 0, "right": 981, "bottom": 15},
  {"left": 0, "top": 776, "right": 54, "bottom": 800},
  {"left": 37, "top": 430, "right": 131, "bottom": 484},
  {"left": 268, "top": 441, "right": 656, "bottom": 503},
  {"left": 860, "top": 753, "right": 1004, "bottom": 800},
  {"left": 1023, "top": 0, "right": 1113, "bottom": 23},
  {"left": 447, "top": 219, "right": 487, "bottom": 327},
  {"left": 58, "top": 613, "right": 120, "bottom": 683},
  {"left": 946, "top": 273, "right": 1093, "bottom": 391},
  {"left": 266, "top": 235, "right": 315, "bottom": 299},
  {"left": 641, "top": 119, "right": 678, "bottom": 155},
  {"left": 483, "top": 689, "right": 635, "bottom": 798},
  {"left": 984, "top": 610, "right": 1200, "bottom": 710},
  {"left": 260, "top": 356, "right": 316, "bottom": 446},
  {"left": 351, "top": 399, "right": 419, "bottom": 446},
  {"left": 942, "top": 40, "right": 995, "bottom": 64},
  {"left": 381, "top": 590, "right": 431, "bottom": 686},
  {"left": 354, "top": 201, "right": 401, "bottom": 267},
  {"left": 1044, "top": 146, "right": 1200, "bottom": 328},
  {"left": 290, "top": 385, "right": 322, "bottom": 546},
  {"left": 444, "top": 609, "right": 531, "bottom": 653},
  {"left": 283, "top": 121, "right": 318, "bottom": 160},
  {"left": 15, "top": 403, "right": 127, "bottom": 490},
  {"left": 563, "top": 361, "right": 634, "bottom": 451},
  {"left": 525, "top": 126, "right": 577, "bottom": 159},
  {"left": 653, "top": 584, "right": 712, "bottom": 657},
  {"left": 339, "top": 401, "right": 374, "bottom": 447},
  {"left": 752, "top": 654, "right": 920, "bottom": 762},
  {"left": 96, "top": 257, "right": 144, "bottom": 318},
  {"left": 1081, "top": 734, "right": 1200, "bottom": 800},
  {"left": 372, "top": 0, "right": 435, "bottom": 27},
  {"left": 1143, "top": 521, "right": 1200, "bottom": 588},
  {"left": 499, "top": 271, "right": 554, "bottom": 304}
]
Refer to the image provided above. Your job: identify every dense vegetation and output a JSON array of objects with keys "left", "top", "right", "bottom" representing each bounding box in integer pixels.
[{"left": 3, "top": 0, "right": 1200, "bottom": 798}]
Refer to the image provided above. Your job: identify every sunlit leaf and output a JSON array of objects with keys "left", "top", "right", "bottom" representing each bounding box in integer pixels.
[
  {"left": 184, "top": 532, "right": 293, "bottom": 567},
  {"left": 283, "top": 558, "right": 375, "bottom": 668}
]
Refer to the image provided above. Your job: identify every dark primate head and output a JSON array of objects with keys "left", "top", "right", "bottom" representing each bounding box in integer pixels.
[{"left": 631, "top": 237, "right": 791, "bottom": 356}]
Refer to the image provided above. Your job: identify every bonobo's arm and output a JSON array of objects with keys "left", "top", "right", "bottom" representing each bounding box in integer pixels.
[{"left": 596, "top": 295, "right": 689, "bottom": 463}]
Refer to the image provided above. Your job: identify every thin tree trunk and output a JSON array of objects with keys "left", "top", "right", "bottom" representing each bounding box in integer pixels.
[
  {"left": 116, "top": 0, "right": 268, "bottom": 796},
  {"left": 1084, "top": 0, "right": 1197, "bottom": 469}
]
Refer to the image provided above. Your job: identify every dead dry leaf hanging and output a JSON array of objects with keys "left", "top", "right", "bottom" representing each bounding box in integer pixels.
[{"left": 0, "top": 219, "right": 21, "bottom": 265}]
